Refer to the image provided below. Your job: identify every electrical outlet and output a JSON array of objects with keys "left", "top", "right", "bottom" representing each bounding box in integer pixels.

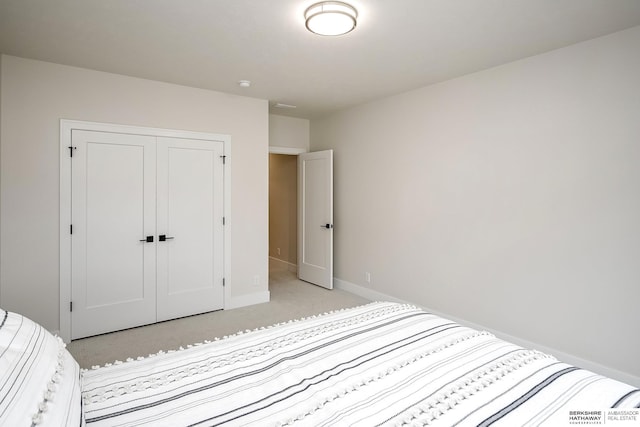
[
  {"left": 277, "top": 247, "right": 281, "bottom": 256},
  {"left": 253, "top": 275, "right": 260, "bottom": 286},
  {"left": 365, "top": 272, "right": 371, "bottom": 283}
]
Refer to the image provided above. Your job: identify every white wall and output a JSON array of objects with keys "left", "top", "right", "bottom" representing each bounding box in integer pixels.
[
  {"left": 269, "top": 114, "right": 309, "bottom": 151},
  {"left": 311, "top": 26, "right": 640, "bottom": 382},
  {"left": 0, "top": 55, "right": 269, "bottom": 332}
]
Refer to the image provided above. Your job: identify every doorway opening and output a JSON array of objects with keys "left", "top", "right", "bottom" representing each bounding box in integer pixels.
[
  {"left": 268, "top": 153, "right": 299, "bottom": 280},
  {"left": 268, "top": 147, "right": 334, "bottom": 290}
]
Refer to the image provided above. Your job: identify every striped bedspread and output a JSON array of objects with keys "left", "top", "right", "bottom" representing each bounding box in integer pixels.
[
  {"left": 81, "top": 302, "right": 640, "bottom": 426},
  {"left": 0, "top": 309, "right": 82, "bottom": 426}
]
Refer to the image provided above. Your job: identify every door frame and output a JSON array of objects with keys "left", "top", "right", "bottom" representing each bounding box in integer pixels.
[
  {"left": 59, "top": 119, "right": 231, "bottom": 343},
  {"left": 268, "top": 146, "right": 307, "bottom": 155},
  {"left": 267, "top": 146, "right": 307, "bottom": 275}
]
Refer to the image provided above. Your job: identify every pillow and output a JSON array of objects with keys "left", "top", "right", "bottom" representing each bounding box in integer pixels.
[{"left": 0, "top": 309, "right": 83, "bottom": 426}]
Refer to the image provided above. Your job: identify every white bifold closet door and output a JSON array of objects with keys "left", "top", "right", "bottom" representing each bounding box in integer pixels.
[{"left": 70, "top": 130, "right": 224, "bottom": 339}]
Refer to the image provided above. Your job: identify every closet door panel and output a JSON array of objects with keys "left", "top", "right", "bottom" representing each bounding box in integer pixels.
[
  {"left": 86, "top": 143, "right": 145, "bottom": 305},
  {"left": 156, "top": 137, "right": 225, "bottom": 321},
  {"left": 71, "top": 130, "right": 157, "bottom": 339}
]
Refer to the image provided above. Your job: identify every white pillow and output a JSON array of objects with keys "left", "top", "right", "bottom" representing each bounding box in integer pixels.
[{"left": 0, "top": 309, "right": 83, "bottom": 426}]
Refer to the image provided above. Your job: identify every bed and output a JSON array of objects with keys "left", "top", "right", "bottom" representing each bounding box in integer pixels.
[{"left": 1, "top": 302, "right": 639, "bottom": 426}]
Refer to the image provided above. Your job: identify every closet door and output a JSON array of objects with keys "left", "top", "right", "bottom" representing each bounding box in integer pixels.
[
  {"left": 156, "top": 137, "right": 225, "bottom": 321},
  {"left": 71, "top": 130, "right": 157, "bottom": 339}
]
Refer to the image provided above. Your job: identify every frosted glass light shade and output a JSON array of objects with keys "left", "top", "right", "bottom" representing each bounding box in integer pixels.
[{"left": 305, "top": 1, "right": 357, "bottom": 36}]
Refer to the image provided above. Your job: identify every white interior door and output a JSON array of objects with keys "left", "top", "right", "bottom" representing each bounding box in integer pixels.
[
  {"left": 156, "top": 137, "right": 225, "bottom": 321},
  {"left": 71, "top": 130, "right": 157, "bottom": 339},
  {"left": 298, "top": 150, "right": 333, "bottom": 289}
]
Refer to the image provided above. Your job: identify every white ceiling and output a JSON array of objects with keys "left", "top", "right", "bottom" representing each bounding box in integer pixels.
[{"left": 1, "top": 0, "right": 640, "bottom": 119}]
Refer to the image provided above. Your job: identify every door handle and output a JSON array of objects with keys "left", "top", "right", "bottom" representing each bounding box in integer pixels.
[
  {"left": 159, "top": 234, "right": 175, "bottom": 242},
  {"left": 320, "top": 224, "right": 333, "bottom": 229},
  {"left": 139, "top": 236, "right": 154, "bottom": 242}
]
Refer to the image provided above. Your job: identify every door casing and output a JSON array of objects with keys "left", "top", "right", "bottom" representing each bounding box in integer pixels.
[{"left": 59, "top": 119, "right": 231, "bottom": 343}]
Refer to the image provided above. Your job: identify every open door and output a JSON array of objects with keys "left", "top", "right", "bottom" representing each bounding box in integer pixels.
[{"left": 298, "top": 150, "right": 333, "bottom": 289}]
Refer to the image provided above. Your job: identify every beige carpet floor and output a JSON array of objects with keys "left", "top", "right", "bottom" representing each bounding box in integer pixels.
[{"left": 67, "top": 263, "right": 370, "bottom": 368}]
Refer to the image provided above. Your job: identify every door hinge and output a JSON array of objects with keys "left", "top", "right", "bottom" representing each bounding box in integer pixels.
[
  {"left": 222, "top": 278, "right": 226, "bottom": 287},
  {"left": 222, "top": 217, "right": 226, "bottom": 226},
  {"left": 70, "top": 301, "right": 73, "bottom": 312},
  {"left": 70, "top": 224, "right": 73, "bottom": 234},
  {"left": 68, "top": 146, "right": 76, "bottom": 157},
  {"left": 220, "top": 155, "right": 226, "bottom": 165}
]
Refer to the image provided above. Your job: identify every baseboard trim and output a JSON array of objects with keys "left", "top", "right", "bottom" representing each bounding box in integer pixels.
[
  {"left": 334, "top": 278, "right": 640, "bottom": 387},
  {"left": 334, "top": 278, "right": 408, "bottom": 304},
  {"left": 269, "top": 256, "right": 298, "bottom": 273},
  {"left": 226, "top": 290, "right": 270, "bottom": 310}
]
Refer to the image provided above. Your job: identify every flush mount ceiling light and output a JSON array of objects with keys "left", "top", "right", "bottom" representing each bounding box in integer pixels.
[{"left": 305, "top": 1, "right": 358, "bottom": 36}]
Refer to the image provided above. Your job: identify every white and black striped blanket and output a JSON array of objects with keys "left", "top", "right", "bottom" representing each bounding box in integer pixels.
[
  {"left": 81, "top": 302, "right": 640, "bottom": 426},
  {"left": 0, "top": 309, "right": 82, "bottom": 426}
]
